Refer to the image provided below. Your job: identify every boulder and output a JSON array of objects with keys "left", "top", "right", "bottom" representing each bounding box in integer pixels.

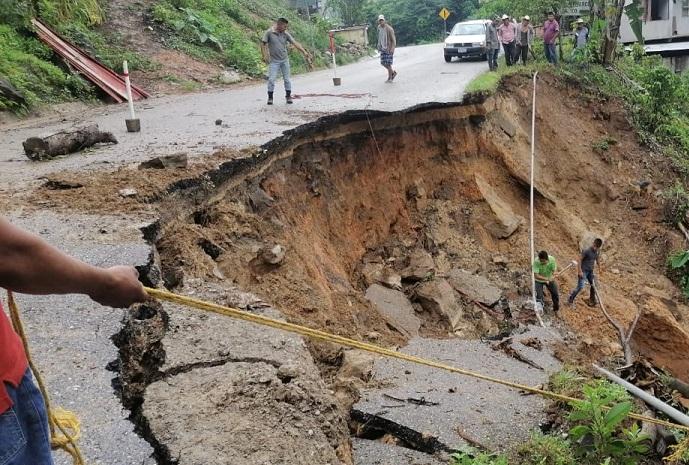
[
  {"left": 361, "top": 262, "right": 402, "bottom": 290},
  {"left": 365, "top": 284, "right": 421, "bottom": 337},
  {"left": 337, "top": 349, "right": 375, "bottom": 382},
  {"left": 138, "top": 153, "right": 188, "bottom": 169},
  {"left": 447, "top": 269, "right": 502, "bottom": 306},
  {"left": 474, "top": 174, "right": 524, "bottom": 239},
  {"left": 415, "top": 279, "right": 472, "bottom": 335},
  {"left": 218, "top": 70, "right": 242, "bottom": 84},
  {"left": 401, "top": 249, "right": 434, "bottom": 281},
  {"left": 259, "top": 244, "right": 286, "bottom": 265},
  {"left": 0, "top": 78, "right": 25, "bottom": 107}
]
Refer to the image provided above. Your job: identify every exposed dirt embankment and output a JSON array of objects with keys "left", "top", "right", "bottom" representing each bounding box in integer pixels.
[
  {"left": 155, "top": 75, "right": 689, "bottom": 377},
  {"left": 112, "top": 73, "right": 689, "bottom": 463}
]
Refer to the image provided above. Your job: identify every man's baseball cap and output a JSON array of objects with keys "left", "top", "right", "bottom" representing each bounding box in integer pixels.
[
  {"left": 523, "top": 15, "right": 530, "bottom": 21},
  {"left": 378, "top": 14, "right": 385, "bottom": 21},
  {"left": 576, "top": 18, "right": 584, "bottom": 23},
  {"left": 501, "top": 14, "right": 509, "bottom": 19}
]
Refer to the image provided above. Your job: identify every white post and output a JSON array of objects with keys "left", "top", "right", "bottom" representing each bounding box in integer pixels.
[
  {"left": 530, "top": 71, "right": 544, "bottom": 327},
  {"left": 332, "top": 49, "right": 337, "bottom": 78},
  {"left": 123, "top": 60, "right": 136, "bottom": 120}
]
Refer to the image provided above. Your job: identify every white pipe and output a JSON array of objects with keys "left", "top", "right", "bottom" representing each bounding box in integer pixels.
[
  {"left": 593, "top": 364, "right": 689, "bottom": 427},
  {"left": 123, "top": 60, "right": 136, "bottom": 120},
  {"left": 530, "top": 71, "right": 543, "bottom": 327}
]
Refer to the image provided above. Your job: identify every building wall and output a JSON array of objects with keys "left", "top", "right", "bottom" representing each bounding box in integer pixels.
[
  {"left": 621, "top": 0, "right": 689, "bottom": 42},
  {"left": 332, "top": 27, "right": 369, "bottom": 46}
]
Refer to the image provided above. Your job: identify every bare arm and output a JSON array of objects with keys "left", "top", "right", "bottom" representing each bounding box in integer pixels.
[{"left": 0, "top": 217, "right": 147, "bottom": 308}]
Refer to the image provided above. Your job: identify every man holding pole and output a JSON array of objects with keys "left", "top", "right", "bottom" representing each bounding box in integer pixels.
[
  {"left": 377, "top": 15, "right": 397, "bottom": 83},
  {"left": 261, "top": 17, "right": 312, "bottom": 105},
  {"left": 533, "top": 250, "right": 560, "bottom": 313}
]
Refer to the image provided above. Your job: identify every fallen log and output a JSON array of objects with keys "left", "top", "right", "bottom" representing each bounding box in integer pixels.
[{"left": 23, "top": 125, "right": 117, "bottom": 161}]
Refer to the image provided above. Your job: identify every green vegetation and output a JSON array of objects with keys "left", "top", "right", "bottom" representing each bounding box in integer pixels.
[
  {"left": 448, "top": 379, "right": 649, "bottom": 465},
  {"left": 591, "top": 136, "right": 618, "bottom": 152},
  {"left": 669, "top": 249, "right": 689, "bottom": 297},
  {"left": 451, "top": 449, "right": 509, "bottom": 465},
  {"left": 515, "top": 432, "right": 576, "bottom": 465},
  {"left": 361, "top": 0, "right": 479, "bottom": 46},
  {"left": 150, "top": 0, "right": 338, "bottom": 76}
]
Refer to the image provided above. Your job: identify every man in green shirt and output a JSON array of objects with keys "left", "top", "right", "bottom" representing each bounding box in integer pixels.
[{"left": 533, "top": 250, "right": 560, "bottom": 312}]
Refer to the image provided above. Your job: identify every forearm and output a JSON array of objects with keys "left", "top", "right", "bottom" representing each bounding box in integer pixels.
[{"left": 0, "top": 218, "right": 110, "bottom": 296}]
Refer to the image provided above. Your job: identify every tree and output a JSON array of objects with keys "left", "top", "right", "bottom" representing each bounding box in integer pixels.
[
  {"left": 327, "top": 0, "right": 367, "bottom": 26},
  {"left": 599, "top": 0, "right": 643, "bottom": 64},
  {"left": 472, "top": 0, "right": 577, "bottom": 22},
  {"left": 363, "top": 0, "right": 479, "bottom": 45}
]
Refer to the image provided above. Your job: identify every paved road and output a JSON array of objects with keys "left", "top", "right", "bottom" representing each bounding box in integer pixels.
[{"left": 0, "top": 43, "right": 487, "bottom": 189}]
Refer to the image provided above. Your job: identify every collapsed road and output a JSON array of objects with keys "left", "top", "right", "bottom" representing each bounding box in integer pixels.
[{"left": 5, "top": 72, "right": 689, "bottom": 465}]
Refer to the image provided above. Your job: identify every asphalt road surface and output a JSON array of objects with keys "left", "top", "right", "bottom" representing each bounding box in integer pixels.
[{"left": 0, "top": 43, "right": 487, "bottom": 189}]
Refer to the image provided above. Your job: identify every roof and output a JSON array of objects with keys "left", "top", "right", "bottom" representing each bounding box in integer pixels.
[{"left": 643, "top": 41, "right": 689, "bottom": 53}]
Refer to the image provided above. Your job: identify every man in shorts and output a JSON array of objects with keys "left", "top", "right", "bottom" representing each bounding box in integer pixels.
[{"left": 377, "top": 15, "right": 397, "bottom": 83}]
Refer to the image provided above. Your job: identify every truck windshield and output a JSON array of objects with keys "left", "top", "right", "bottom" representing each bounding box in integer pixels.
[{"left": 451, "top": 23, "right": 485, "bottom": 35}]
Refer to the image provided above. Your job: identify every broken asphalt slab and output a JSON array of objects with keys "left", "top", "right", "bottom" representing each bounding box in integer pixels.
[
  {"left": 119, "top": 281, "right": 351, "bottom": 465},
  {"left": 354, "top": 327, "right": 562, "bottom": 454}
]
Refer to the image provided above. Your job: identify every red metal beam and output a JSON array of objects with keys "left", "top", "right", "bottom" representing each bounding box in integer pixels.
[{"left": 32, "top": 19, "right": 150, "bottom": 103}]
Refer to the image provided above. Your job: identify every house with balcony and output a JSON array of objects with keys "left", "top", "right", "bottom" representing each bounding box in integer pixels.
[{"left": 620, "top": 0, "right": 689, "bottom": 71}]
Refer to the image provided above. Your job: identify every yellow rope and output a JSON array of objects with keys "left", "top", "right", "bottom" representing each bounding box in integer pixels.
[
  {"left": 7, "top": 291, "right": 85, "bottom": 465},
  {"left": 143, "top": 286, "right": 689, "bottom": 435}
]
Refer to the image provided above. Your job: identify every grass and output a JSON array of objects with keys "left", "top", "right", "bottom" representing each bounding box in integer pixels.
[{"left": 465, "top": 59, "right": 549, "bottom": 94}]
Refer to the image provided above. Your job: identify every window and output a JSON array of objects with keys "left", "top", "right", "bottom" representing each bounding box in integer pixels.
[
  {"left": 683, "top": 0, "right": 689, "bottom": 17},
  {"left": 651, "top": 0, "right": 670, "bottom": 20}
]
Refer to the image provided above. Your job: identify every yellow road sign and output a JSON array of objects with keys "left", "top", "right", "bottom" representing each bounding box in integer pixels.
[{"left": 439, "top": 7, "right": 450, "bottom": 20}]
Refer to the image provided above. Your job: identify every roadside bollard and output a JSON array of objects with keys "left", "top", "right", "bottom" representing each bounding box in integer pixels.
[{"left": 123, "top": 60, "right": 141, "bottom": 132}]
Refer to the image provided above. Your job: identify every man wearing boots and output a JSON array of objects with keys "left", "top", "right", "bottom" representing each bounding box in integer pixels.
[
  {"left": 261, "top": 17, "right": 312, "bottom": 105},
  {"left": 568, "top": 238, "right": 603, "bottom": 308},
  {"left": 533, "top": 250, "right": 560, "bottom": 312},
  {"left": 486, "top": 17, "right": 500, "bottom": 71}
]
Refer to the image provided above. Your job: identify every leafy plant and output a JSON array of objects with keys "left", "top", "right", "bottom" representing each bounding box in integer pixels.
[
  {"left": 592, "top": 136, "right": 618, "bottom": 152},
  {"left": 516, "top": 432, "right": 576, "bottom": 465},
  {"left": 451, "top": 448, "right": 509, "bottom": 465},
  {"left": 669, "top": 249, "right": 689, "bottom": 297},
  {"left": 567, "top": 381, "right": 647, "bottom": 464}
]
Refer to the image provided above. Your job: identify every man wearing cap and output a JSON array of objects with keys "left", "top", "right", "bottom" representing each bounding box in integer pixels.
[
  {"left": 515, "top": 16, "right": 535, "bottom": 65},
  {"left": 377, "top": 15, "right": 397, "bottom": 82},
  {"left": 485, "top": 17, "right": 500, "bottom": 71},
  {"left": 543, "top": 12, "right": 560, "bottom": 64},
  {"left": 261, "top": 17, "right": 312, "bottom": 105},
  {"left": 497, "top": 14, "right": 517, "bottom": 66},
  {"left": 574, "top": 18, "right": 589, "bottom": 50}
]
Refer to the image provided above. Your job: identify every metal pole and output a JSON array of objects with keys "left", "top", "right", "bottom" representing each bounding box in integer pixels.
[
  {"left": 593, "top": 364, "right": 689, "bottom": 427},
  {"left": 530, "top": 71, "right": 544, "bottom": 327}
]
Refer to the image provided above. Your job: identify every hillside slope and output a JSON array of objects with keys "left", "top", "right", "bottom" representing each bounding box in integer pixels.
[{"left": 0, "top": 0, "right": 363, "bottom": 111}]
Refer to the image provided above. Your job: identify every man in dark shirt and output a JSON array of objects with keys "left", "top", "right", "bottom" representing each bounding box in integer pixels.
[{"left": 568, "top": 238, "right": 603, "bottom": 307}]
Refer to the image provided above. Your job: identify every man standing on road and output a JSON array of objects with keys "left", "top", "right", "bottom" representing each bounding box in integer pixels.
[
  {"left": 0, "top": 216, "right": 148, "bottom": 464},
  {"left": 377, "top": 15, "right": 397, "bottom": 83},
  {"left": 568, "top": 238, "right": 603, "bottom": 308},
  {"left": 486, "top": 17, "right": 500, "bottom": 71},
  {"left": 543, "top": 12, "right": 560, "bottom": 64},
  {"left": 497, "top": 14, "right": 517, "bottom": 66},
  {"left": 261, "top": 17, "right": 312, "bottom": 105},
  {"left": 533, "top": 250, "right": 560, "bottom": 312}
]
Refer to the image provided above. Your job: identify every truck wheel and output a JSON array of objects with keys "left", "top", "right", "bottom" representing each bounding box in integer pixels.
[{"left": 444, "top": 55, "right": 452, "bottom": 63}]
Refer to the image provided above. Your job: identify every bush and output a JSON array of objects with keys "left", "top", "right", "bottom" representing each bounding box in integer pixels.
[{"left": 662, "top": 182, "right": 689, "bottom": 224}]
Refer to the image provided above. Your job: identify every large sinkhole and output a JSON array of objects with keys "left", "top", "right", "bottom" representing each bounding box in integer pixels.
[{"left": 116, "top": 75, "right": 689, "bottom": 465}]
